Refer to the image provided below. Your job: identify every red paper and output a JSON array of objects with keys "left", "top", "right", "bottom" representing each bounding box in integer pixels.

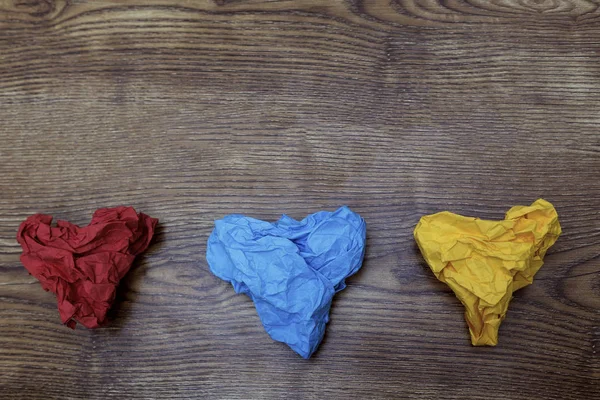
[{"left": 16, "top": 206, "right": 158, "bottom": 329}]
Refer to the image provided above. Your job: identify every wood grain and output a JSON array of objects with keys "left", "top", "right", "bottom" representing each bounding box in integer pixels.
[{"left": 0, "top": 0, "right": 598, "bottom": 399}]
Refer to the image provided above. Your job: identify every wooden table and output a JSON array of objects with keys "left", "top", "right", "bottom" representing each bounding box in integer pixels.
[{"left": 1, "top": 1, "right": 598, "bottom": 399}]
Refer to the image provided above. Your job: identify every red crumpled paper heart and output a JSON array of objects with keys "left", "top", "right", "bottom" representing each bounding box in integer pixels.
[{"left": 16, "top": 206, "right": 158, "bottom": 329}]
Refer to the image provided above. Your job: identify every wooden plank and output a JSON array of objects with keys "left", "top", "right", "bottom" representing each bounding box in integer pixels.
[{"left": 0, "top": 1, "right": 598, "bottom": 398}]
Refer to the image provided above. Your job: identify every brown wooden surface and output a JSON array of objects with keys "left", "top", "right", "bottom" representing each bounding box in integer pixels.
[{"left": 1, "top": 1, "right": 599, "bottom": 399}]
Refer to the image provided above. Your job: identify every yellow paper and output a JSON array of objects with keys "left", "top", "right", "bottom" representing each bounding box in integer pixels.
[{"left": 414, "top": 199, "right": 561, "bottom": 346}]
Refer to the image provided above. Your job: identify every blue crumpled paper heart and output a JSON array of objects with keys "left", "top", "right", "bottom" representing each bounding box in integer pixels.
[{"left": 206, "top": 206, "right": 367, "bottom": 358}]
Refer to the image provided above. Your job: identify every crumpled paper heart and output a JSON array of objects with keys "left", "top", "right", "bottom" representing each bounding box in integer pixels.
[
  {"left": 414, "top": 198, "right": 561, "bottom": 345},
  {"left": 206, "top": 206, "right": 367, "bottom": 358},
  {"left": 17, "top": 206, "right": 158, "bottom": 329}
]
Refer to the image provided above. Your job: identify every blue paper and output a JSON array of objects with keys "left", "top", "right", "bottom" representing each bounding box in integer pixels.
[{"left": 206, "top": 206, "right": 367, "bottom": 358}]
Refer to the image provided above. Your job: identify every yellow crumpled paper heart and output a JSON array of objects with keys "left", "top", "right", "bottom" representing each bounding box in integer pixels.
[{"left": 414, "top": 199, "right": 561, "bottom": 346}]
